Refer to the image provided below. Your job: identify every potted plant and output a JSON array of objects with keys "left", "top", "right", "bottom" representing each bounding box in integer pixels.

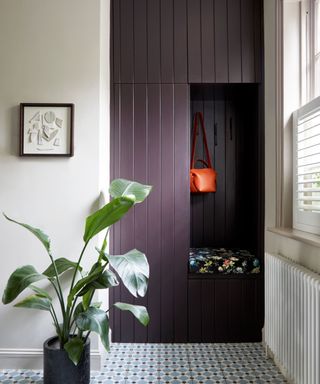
[{"left": 2, "top": 179, "right": 152, "bottom": 384}]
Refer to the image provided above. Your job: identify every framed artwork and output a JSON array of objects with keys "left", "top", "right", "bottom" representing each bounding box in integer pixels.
[{"left": 20, "top": 103, "right": 74, "bottom": 157}]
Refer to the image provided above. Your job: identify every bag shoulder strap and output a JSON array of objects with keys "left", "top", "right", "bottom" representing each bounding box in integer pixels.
[{"left": 190, "top": 112, "right": 213, "bottom": 169}]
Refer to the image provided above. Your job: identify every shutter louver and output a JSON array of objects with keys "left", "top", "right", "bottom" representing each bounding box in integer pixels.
[{"left": 296, "top": 109, "right": 320, "bottom": 212}]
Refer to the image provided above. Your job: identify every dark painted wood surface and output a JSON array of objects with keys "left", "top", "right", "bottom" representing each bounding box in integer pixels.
[
  {"left": 110, "top": 0, "right": 264, "bottom": 343},
  {"left": 110, "top": 83, "right": 189, "bottom": 342},
  {"left": 190, "top": 85, "right": 260, "bottom": 254},
  {"left": 187, "top": 0, "right": 202, "bottom": 83},
  {"left": 188, "top": 277, "right": 263, "bottom": 342},
  {"left": 112, "top": 0, "right": 263, "bottom": 83}
]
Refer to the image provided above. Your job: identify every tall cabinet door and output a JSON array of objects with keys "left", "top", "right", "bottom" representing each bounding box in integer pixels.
[
  {"left": 187, "top": 0, "right": 262, "bottom": 83},
  {"left": 110, "top": 83, "right": 190, "bottom": 342}
]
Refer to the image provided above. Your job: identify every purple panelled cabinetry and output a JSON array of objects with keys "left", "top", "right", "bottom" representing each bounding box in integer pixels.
[
  {"left": 112, "top": 0, "right": 262, "bottom": 84},
  {"left": 110, "top": 0, "right": 264, "bottom": 342},
  {"left": 110, "top": 83, "right": 189, "bottom": 342}
]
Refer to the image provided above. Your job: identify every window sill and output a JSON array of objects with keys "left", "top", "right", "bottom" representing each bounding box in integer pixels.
[{"left": 267, "top": 227, "right": 320, "bottom": 248}]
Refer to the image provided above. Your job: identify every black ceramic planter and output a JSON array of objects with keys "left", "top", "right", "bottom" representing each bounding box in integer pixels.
[{"left": 43, "top": 337, "right": 90, "bottom": 384}]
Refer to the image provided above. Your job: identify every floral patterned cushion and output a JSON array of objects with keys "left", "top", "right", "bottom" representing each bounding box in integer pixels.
[{"left": 189, "top": 248, "right": 260, "bottom": 274}]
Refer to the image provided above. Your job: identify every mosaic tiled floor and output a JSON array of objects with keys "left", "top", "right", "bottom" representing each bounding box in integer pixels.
[{"left": 0, "top": 343, "right": 287, "bottom": 383}]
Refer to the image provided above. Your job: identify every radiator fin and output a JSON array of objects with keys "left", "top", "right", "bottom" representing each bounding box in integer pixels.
[{"left": 265, "top": 253, "right": 320, "bottom": 384}]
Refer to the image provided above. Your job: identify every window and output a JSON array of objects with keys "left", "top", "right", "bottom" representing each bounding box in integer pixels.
[
  {"left": 292, "top": 0, "right": 320, "bottom": 234},
  {"left": 300, "top": 0, "right": 320, "bottom": 103},
  {"left": 315, "top": 0, "right": 320, "bottom": 97},
  {"left": 293, "top": 97, "right": 320, "bottom": 234}
]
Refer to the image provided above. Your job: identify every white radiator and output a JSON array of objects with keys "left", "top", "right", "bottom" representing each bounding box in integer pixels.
[{"left": 265, "top": 253, "right": 320, "bottom": 384}]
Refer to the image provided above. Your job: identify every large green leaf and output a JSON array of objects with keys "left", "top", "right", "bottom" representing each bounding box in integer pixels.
[
  {"left": 114, "top": 302, "right": 150, "bottom": 326},
  {"left": 29, "top": 285, "right": 52, "bottom": 300},
  {"left": 78, "top": 270, "right": 119, "bottom": 296},
  {"left": 67, "top": 266, "right": 103, "bottom": 307},
  {"left": 64, "top": 337, "right": 84, "bottom": 366},
  {"left": 14, "top": 294, "right": 51, "bottom": 311},
  {"left": 108, "top": 249, "right": 149, "bottom": 298},
  {"left": 3, "top": 214, "right": 51, "bottom": 252},
  {"left": 109, "top": 179, "right": 152, "bottom": 204},
  {"left": 73, "top": 302, "right": 85, "bottom": 320},
  {"left": 74, "top": 300, "right": 102, "bottom": 319},
  {"left": 75, "top": 307, "right": 109, "bottom": 350},
  {"left": 83, "top": 196, "right": 135, "bottom": 242},
  {"left": 2, "top": 265, "right": 46, "bottom": 304},
  {"left": 43, "top": 258, "right": 80, "bottom": 278},
  {"left": 82, "top": 289, "right": 93, "bottom": 310}
]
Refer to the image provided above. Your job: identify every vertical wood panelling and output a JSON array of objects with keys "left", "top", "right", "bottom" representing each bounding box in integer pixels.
[
  {"left": 203, "top": 87, "right": 215, "bottom": 244},
  {"left": 111, "top": 82, "right": 190, "bottom": 342},
  {"left": 228, "top": 280, "right": 243, "bottom": 340},
  {"left": 214, "top": 0, "right": 228, "bottom": 82},
  {"left": 160, "top": 84, "right": 175, "bottom": 341},
  {"left": 147, "top": 0, "right": 161, "bottom": 83},
  {"left": 134, "top": 0, "right": 148, "bottom": 83},
  {"left": 111, "top": 0, "right": 263, "bottom": 342},
  {"left": 214, "top": 279, "right": 230, "bottom": 342},
  {"left": 113, "top": 0, "right": 261, "bottom": 84},
  {"left": 174, "top": 0, "right": 188, "bottom": 83},
  {"left": 201, "top": 0, "right": 215, "bottom": 83},
  {"left": 188, "top": 280, "right": 202, "bottom": 341},
  {"left": 213, "top": 88, "right": 226, "bottom": 244},
  {"left": 187, "top": 0, "right": 202, "bottom": 83},
  {"left": 112, "top": 0, "right": 120, "bottom": 83},
  {"left": 110, "top": 84, "right": 121, "bottom": 341},
  {"left": 225, "top": 98, "right": 237, "bottom": 244},
  {"left": 201, "top": 280, "right": 215, "bottom": 341},
  {"left": 119, "top": 84, "right": 135, "bottom": 341},
  {"left": 190, "top": 85, "right": 259, "bottom": 249},
  {"left": 241, "top": 0, "right": 255, "bottom": 82},
  {"left": 188, "top": 277, "right": 262, "bottom": 342},
  {"left": 190, "top": 88, "right": 204, "bottom": 247},
  {"left": 227, "top": 0, "right": 242, "bottom": 82},
  {"left": 120, "top": 0, "right": 134, "bottom": 83},
  {"left": 254, "top": 0, "right": 262, "bottom": 82},
  {"left": 161, "top": 0, "right": 174, "bottom": 83},
  {"left": 133, "top": 84, "right": 148, "bottom": 341},
  {"left": 173, "top": 84, "right": 189, "bottom": 341},
  {"left": 146, "top": 84, "right": 162, "bottom": 342}
]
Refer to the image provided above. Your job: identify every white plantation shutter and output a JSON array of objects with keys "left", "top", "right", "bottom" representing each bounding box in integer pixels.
[{"left": 293, "top": 96, "right": 320, "bottom": 234}]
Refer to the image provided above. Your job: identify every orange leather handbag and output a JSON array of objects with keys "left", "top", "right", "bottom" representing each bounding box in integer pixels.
[{"left": 190, "top": 112, "right": 217, "bottom": 193}]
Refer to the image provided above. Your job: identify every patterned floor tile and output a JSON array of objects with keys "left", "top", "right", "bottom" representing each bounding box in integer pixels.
[{"left": 0, "top": 342, "right": 288, "bottom": 383}]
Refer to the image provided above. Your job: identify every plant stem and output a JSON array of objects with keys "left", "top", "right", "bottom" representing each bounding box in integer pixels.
[
  {"left": 48, "top": 252, "right": 68, "bottom": 344},
  {"left": 67, "top": 295, "right": 79, "bottom": 329},
  {"left": 50, "top": 307, "right": 61, "bottom": 337},
  {"left": 84, "top": 331, "right": 91, "bottom": 343},
  {"left": 70, "top": 241, "right": 89, "bottom": 293},
  {"left": 98, "top": 229, "right": 110, "bottom": 263},
  {"left": 65, "top": 241, "right": 89, "bottom": 339}
]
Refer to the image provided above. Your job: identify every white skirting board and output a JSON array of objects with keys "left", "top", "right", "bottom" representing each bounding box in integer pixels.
[{"left": 0, "top": 348, "right": 103, "bottom": 370}]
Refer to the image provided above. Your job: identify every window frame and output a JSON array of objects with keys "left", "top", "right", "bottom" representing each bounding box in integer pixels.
[
  {"left": 291, "top": 0, "right": 320, "bottom": 234},
  {"left": 300, "top": 0, "right": 320, "bottom": 103},
  {"left": 293, "top": 96, "right": 320, "bottom": 234}
]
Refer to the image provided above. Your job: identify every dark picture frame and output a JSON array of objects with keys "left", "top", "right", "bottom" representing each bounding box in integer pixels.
[{"left": 20, "top": 103, "right": 74, "bottom": 157}]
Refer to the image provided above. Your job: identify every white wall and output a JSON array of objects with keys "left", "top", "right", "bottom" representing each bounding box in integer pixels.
[{"left": 0, "top": 0, "right": 109, "bottom": 369}]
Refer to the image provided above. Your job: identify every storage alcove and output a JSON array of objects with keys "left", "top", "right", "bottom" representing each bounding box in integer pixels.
[
  {"left": 188, "top": 84, "right": 264, "bottom": 342},
  {"left": 110, "top": 0, "right": 264, "bottom": 343}
]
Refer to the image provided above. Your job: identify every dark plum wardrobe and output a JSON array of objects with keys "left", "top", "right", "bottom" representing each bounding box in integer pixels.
[{"left": 110, "top": 0, "right": 264, "bottom": 343}]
